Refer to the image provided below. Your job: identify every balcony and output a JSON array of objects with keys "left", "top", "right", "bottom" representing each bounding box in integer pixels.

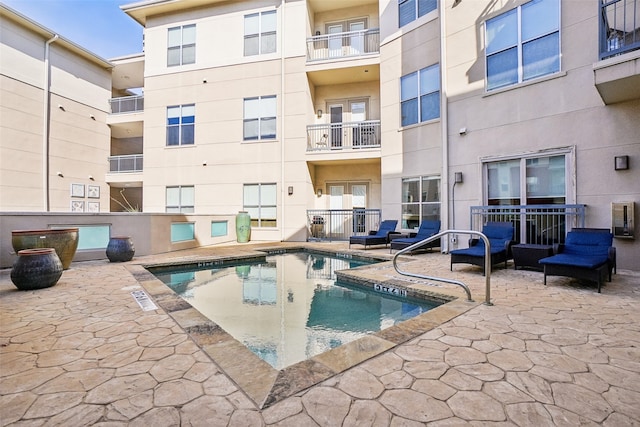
[
  {"left": 596, "top": 0, "right": 640, "bottom": 104},
  {"left": 109, "top": 154, "right": 143, "bottom": 173},
  {"left": 599, "top": 0, "right": 640, "bottom": 60},
  {"left": 307, "top": 120, "right": 380, "bottom": 152},
  {"left": 307, "top": 29, "right": 379, "bottom": 62},
  {"left": 110, "top": 95, "right": 144, "bottom": 114}
]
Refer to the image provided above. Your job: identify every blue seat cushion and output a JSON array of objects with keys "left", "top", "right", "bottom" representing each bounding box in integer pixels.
[
  {"left": 539, "top": 254, "right": 608, "bottom": 269},
  {"left": 392, "top": 237, "right": 420, "bottom": 245},
  {"left": 483, "top": 225, "right": 514, "bottom": 241},
  {"left": 563, "top": 231, "right": 613, "bottom": 257},
  {"left": 451, "top": 243, "right": 505, "bottom": 256}
]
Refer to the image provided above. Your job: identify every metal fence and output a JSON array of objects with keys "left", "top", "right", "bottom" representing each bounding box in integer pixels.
[
  {"left": 109, "top": 154, "right": 143, "bottom": 173},
  {"left": 600, "top": 0, "right": 640, "bottom": 59},
  {"left": 306, "top": 29, "right": 380, "bottom": 61},
  {"left": 110, "top": 95, "right": 144, "bottom": 114},
  {"left": 470, "top": 204, "right": 587, "bottom": 245},
  {"left": 307, "top": 120, "right": 381, "bottom": 151},
  {"left": 307, "top": 209, "right": 382, "bottom": 241}
]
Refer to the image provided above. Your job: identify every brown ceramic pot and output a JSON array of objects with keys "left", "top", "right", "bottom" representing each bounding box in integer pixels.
[{"left": 12, "top": 228, "right": 79, "bottom": 270}]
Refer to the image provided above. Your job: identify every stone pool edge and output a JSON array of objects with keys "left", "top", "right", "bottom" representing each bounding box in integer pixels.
[{"left": 125, "top": 251, "right": 479, "bottom": 409}]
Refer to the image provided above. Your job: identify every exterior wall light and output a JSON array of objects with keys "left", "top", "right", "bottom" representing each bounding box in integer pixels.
[
  {"left": 317, "top": 189, "right": 322, "bottom": 197},
  {"left": 615, "top": 155, "right": 629, "bottom": 170},
  {"left": 288, "top": 186, "right": 294, "bottom": 195},
  {"left": 317, "top": 109, "right": 322, "bottom": 118}
]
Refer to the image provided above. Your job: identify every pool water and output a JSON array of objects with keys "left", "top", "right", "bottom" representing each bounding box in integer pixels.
[{"left": 153, "top": 252, "right": 440, "bottom": 369}]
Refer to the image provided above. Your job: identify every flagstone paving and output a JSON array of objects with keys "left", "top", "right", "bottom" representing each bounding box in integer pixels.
[{"left": 1, "top": 242, "right": 639, "bottom": 426}]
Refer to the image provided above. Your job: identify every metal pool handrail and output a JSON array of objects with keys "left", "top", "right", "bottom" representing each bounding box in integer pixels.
[{"left": 392, "top": 229, "right": 493, "bottom": 305}]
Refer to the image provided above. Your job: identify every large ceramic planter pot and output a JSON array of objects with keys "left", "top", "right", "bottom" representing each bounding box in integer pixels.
[
  {"left": 12, "top": 228, "right": 79, "bottom": 270},
  {"left": 11, "top": 248, "right": 63, "bottom": 290},
  {"left": 236, "top": 211, "right": 251, "bottom": 243},
  {"left": 106, "top": 236, "right": 135, "bottom": 262}
]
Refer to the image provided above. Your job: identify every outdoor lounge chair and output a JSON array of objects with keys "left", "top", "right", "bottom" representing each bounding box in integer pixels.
[
  {"left": 538, "top": 229, "right": 616, "bottom": 293},
  {"left": 349, "top": 220, "right": 398, "bottom": 249},
  {"left": 390, "top": 220, "right": 441, "bottom": 253},
  {"left": 450, "top": 222, "right": 515, "bottom": 275}
]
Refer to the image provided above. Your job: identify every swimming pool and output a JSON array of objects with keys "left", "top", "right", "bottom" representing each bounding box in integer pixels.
[{"left": 152, "top": 251, "right": 441, "bottom": 369}]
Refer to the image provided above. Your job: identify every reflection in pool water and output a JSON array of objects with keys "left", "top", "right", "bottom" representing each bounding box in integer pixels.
[{"left": 153, "top": 252, "right": 440, "bottom": 369}]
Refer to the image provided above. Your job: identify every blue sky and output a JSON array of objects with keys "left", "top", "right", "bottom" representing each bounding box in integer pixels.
[{"left": 3, "top": 0, "right": 143, "bottom": 59}]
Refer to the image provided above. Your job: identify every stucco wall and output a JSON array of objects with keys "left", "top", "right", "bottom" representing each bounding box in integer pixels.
[{"left": 1, "top": 212, "right": 239, "bottom": 269}]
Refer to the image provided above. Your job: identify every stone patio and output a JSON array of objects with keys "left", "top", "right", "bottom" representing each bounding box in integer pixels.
[{"left": 1, "top": 242, "right": 639, "bottom": 426}]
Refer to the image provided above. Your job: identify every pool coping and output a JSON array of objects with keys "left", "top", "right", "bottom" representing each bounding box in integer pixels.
[{"left": 127, "top": 247, "right": 479, "bottom": 408}]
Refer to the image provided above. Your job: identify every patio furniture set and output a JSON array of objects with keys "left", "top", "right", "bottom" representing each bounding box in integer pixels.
[{"left": 349, "top": 220, "right": 616, "bottom": 293}]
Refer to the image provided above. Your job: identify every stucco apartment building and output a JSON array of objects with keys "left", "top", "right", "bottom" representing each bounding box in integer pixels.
[
  {"left": 1, "top": 0, "right": 639, "bottom": 269},
  {"left": 0, "top": 4, "right": 113, "bottom": 212}
]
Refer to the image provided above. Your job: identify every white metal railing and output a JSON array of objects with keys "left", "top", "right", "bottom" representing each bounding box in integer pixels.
[
  {"left": 110, "top": 95, "right": 144, "bottom": 114},
  {"left": 307, "top": 120, "right": 381, "bottom": 151},
  {"left": 307, "top": 209, "right": 381, "bottom": 241},
  {"left": 600, "top": 0, "right": 640, "bottom": 59},
  {"left": 307, "top": 29, "right": 380, "bottom": 61},
  {"left": 470, "top": 204, "right": 586, "bottom": 245},
  {"left": 109, "top": 154, "right": 143, "bottom": 173}
]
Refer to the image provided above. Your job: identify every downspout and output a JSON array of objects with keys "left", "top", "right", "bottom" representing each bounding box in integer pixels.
[
  {"left": 43, "top": 34, "right": 59, "bottom": 211},
  {"left": 439, "top": 1, "right": 450, "bottom": 251},
  {"left": 280, "top": 0, "right": 286, "bottom": 241}
]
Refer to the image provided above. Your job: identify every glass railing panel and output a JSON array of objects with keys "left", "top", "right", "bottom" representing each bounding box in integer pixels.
[
  {"left": 307, "top": 29, "right": 380, "bottom": 61},
  {"left": 109, "top": 95, "right": 144, "bottom": 114},
  {"left": 108, "top": 155, "right": 143, "bottom": 173}
]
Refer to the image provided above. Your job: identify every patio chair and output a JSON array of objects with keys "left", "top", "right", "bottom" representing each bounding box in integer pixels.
[
  {"left": 390, "top": 220, "right": 441, "bottom": 253},
  {"left": 349, "top": 220, "right": 398, "bottom": 249},
  {"left": 450, "top": 222, "right": 515, "bottom": 275},
  {"left": 538, "top": 229, "right": 616, "bottom": 293}
]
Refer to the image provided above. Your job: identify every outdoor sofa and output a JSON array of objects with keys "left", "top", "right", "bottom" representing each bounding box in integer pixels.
[
  {"left": 390, "top": 220, "right": 441, "bottom": 253},
  {"left": 538, "top": 228, "right": 616, "bottom": 293},
  {"left": 450, "top": 222, "right": 515, "bottom": 275},
  {"left": 349, "top": 220, "right": 398, "bottom": 249}
]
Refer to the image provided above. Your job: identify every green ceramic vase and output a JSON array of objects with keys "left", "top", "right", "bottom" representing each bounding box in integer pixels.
[{"left": 236, "top": 211, "right": 251, "bottom": 243}]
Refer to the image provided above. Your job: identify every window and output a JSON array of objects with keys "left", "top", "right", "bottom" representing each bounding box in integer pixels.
[
  {"left": 167, "top": 24, "right": 195, "bottom": 66},
  {"left": 243, "top": 96, "right": 276, "bottom": 140},
  {"left": 166, "top": 186, "right": 194, "bottom": 213},
  {"left": 399, "top": 0, "right": 437, "bottom": 27},
  {"left": 244, "top": 10, "right": 277, "bottom": 56},
  {"left": 485, "top": 152, "right": 569, "bottom": 245},
  {"left": 401, "top": 176, "right": 440, "bottom": 229},
  {"left": 486, "top": 154, "right": 566, "bottom": 206},
  {"left": 167, "top": 104, "right": 195, "bottom": 146},
  {"left": 485, "top": 0, "right": 560, "bottom": 90},
  {"left": 244, "top": 183, "right": 277, "bottom": 228},
  {"left": 401, "top": 64, "right": 440, "bottom": 127}
]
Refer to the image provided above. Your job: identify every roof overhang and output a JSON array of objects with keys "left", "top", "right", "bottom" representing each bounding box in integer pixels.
[{"left": 121, "top": 0, "right": 228, "bottom": 26}]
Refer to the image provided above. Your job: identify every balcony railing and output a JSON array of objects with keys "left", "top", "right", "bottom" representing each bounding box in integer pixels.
[
  {"left": 307, "top": 29, "right": 380, "bottom": 62},
  {"left": 307, "top": 209, "right": 382, "bottom": 241},
  {"left": 307, "top": 120, "right": 380, "bottom": 151},
  {"left": 600, "top": 0, "right": 640, "bottom": 59},
  {"left": 110, "top": 95, "right": 144, "bottom": 114},
  {"left": 109, "top": 154, "right": 143, "bottom": 173},
  {"left": 470, "top": 204, "right": 587, "bottom": 245}
]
